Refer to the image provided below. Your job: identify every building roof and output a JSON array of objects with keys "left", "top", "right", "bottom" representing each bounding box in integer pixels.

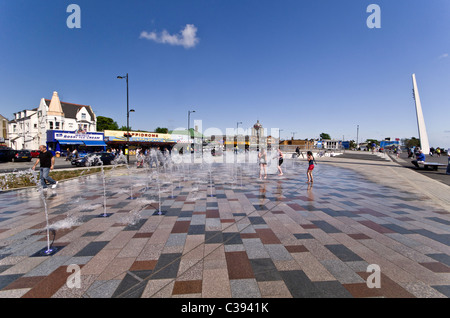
[
  {"left": 280, "top": 139, "right": 315, "bottom": 146},
  {"left": 170, "top": 128, "right": 205, "bottom": 138},
  {"left": 44, "top": 99, "right": 95, "bottom": 121},
  {"left": 47, "top": 91, "right": 64, "bottom": 117}
]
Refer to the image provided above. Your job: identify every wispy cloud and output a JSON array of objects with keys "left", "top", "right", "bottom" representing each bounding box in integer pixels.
[
  {"left": 140, "top": 24, "right": 199, "bottom": 49},
  {"left": 438, "top": 53, "right": 449, "bottom": 59}
]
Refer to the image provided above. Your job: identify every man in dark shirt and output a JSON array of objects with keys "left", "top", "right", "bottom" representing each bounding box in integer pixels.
[{"left": 32, "top": 145, "right": 58, "bottom": 189}]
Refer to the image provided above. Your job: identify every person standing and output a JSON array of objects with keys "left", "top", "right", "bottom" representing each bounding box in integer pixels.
[
  {"left": 32, "top": 145, "right": 58, "bottom": 190},
  {"left": 446, "top": 148, "right": 450, "bottom": 175},
  {"left": 306, "top": 151, "right": 315, "bottom": 183},
  {"left": 258, "top": 149, "right": 268, "bottom": 180},
  {"left": 276, "top": 148, "right": 284, "bottom": 176}
]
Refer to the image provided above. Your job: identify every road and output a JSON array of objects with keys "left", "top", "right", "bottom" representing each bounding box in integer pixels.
[
  {"left": 0, "top": 156, "right": 137, "bottom": 174},
  {"left": 390, "top": 151, "right": 450, "bottom": 187}
]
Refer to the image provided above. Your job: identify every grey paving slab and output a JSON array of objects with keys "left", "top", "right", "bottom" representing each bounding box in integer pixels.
[
  {"left": 230, "top": 279, "right": 261, "bottom": 298},
  {"left": 0, "top": 154, "right": 449, "bottom": 298}
]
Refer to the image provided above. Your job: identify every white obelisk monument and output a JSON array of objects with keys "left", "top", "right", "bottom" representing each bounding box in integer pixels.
[{"left": 412, "top": 74, "right": 430, "bottom": 155}]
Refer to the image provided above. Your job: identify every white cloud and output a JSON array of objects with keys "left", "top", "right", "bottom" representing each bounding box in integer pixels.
[
  {"left": 140, "top": 24, "right": 199, "bottom": 49},
  {"left": 438, "top": 53, "right": 448, "bottom": 59}
]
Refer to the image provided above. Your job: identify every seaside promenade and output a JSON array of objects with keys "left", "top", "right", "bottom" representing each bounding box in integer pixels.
[{"left": 0, "top": 151, "right": 449, "bottom": 299}]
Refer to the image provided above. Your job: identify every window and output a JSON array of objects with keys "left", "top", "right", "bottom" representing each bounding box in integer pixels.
[
  {"left": 55, "top": 122, "right": 60, "bottom": 129},
  {"left": 49, "top": 122, "right": 54, "bottom": 130},
  {"left": 81, "top": 113, "right": 86, "bottom": 120},
  {"left": 34, "top": 124, "right": 37, "bottom": 129}
]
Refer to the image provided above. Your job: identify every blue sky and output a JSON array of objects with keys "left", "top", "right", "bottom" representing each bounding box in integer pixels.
[{"left": 1, "top": 0, "right": 449, "bottom": 148}]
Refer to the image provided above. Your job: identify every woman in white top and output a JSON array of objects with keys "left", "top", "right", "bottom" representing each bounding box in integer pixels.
[{"left": 258, "top": 149, "right": 268, "bottom": 179}]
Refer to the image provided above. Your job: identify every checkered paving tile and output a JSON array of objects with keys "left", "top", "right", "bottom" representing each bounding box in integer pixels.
[{"left": 0, "top": 157, "right": 449, "bottom": 298}]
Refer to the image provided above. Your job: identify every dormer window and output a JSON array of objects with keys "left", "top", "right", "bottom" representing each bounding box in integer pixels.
[{"left": 81, "top": 113, "right": 86, "bottom": 120}]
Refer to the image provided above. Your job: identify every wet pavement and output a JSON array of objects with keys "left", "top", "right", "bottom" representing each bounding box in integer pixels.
[{"left": 0, "top": 153, "right": 449, "bottom": 298}]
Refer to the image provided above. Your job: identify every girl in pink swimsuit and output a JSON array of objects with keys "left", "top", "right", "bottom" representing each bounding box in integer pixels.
[{"left": 307, "top": 151, "right": 315, "bottom": 183}]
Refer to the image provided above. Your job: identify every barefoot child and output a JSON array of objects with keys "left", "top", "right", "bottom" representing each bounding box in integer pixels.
[
  {"left": 306, "top": 151, "right": 315, "bottom": 183},
  {"left": 276, "top": 148, "right": 284, "bottom": 176}
]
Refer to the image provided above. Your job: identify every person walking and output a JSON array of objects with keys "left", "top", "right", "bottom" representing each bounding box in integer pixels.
[
  {"left": 446, "top": 148, "right": 450, "bottom": 175},
  {"left": 306, "top": 151, "right": 315, "bottom": 183},
  {"left": 258, "top": 149, "right": 268, "bottom": 180},
  {"left": 32, "top": 145, "right": 58, "bottom": 190}
]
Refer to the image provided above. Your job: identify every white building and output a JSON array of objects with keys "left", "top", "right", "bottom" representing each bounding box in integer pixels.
[
  {"left": 315, "top": 139, "right": 342, "bottom": 150},
  {"left": 8, "top": 91, "right": 97, "bottom": 150},
  {"left": 0, "top": 114, "right": 9, "bottom": 146}
]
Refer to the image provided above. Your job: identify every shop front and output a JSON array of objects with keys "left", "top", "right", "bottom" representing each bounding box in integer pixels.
[
  {"left": 46, "top": 130, "right": 106, "bottom": 156},
  {"left": 104, "top": 130, "right": 178, "bottom": 155}
]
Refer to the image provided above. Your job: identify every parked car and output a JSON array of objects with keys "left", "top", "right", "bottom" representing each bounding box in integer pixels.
[
  {"left": 72, "top": 152, "right": 116, "bottom": 167},
  {"left": 78, "top": 151, "right": 88, "bottom": 158},
  {"left": 0, "top": 147, "right": 15, "bottom": 162},
  {"left": 30, "top": 150, "right": 40, "bottom": 158},
  {"left": 13, "top": 150, "right": 32, "bottom": 162}
]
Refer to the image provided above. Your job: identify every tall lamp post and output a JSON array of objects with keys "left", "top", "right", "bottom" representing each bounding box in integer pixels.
[
  {"left": 356, "top": 125, "right": 359, "bottom": 150},
  {"left": 292, "top": 132, "right": 297, "bottom": 140},
  {"left": 236, "top": 122, "right": 242, "bottom": 151},
  {"left": 279, "top": 129, "right": 283, "bottom": 148},
  {"left": 188, "top": 110, "right": 195, "bottom": 152},
  {"left": 236, "top": 122, "right": 242, "bottom": 133},
  {"left": 117, "top": 73, "right": 131, "bottom": 162},
  {"left": 253, "top": 120, "right": 262, "bottom": 152}
]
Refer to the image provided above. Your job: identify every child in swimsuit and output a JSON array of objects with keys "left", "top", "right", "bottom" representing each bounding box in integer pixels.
[
  {"left": 307, "top": 151, "right": 314, "bottom": 183},
  {"left": 276, "top": 148, "right": 284, "bottom": 176}
]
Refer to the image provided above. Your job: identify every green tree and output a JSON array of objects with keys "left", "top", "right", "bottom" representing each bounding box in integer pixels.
[
  {"left": 320, "top": 133, "right": 331, "bottom": 140},
  {"left": 366, "top": 139, "right": 379, "bottom": 148},
  {"left": 155, "top": 127, "right": 169, "bottom": 134},
  {"left": 402, "top": 137, "right": 420, "bottom": 148},
  {"left": 96, "top": 116, "right": 119, "bottom": 131}
]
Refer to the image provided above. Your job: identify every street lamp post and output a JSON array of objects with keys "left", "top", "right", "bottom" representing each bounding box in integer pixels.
[
  {"left": 236, "top": 122, "right": 242, "bottom": 133},
  {"left": 253, "top": 120, "right": 262, "bottom": 152},
  {"left": 279, "top": 129, "right": 283, "bottom": 149},
  {"left": 117, "top": 73, "right": 130, "bottom": 162},
  {"left": 188, "top": 110, "right": 195, "bottom": 152},
  {"left": 356, "top": 125, "right": 359, "bottom": 150},
  {"left": 236, "top": 122, "right": 242, "bottom": 152}
]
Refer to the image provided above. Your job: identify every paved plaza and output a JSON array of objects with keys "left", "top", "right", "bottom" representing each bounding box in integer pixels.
[{"left": 0, "top": 152, "right": 449, "bottom": 298}]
